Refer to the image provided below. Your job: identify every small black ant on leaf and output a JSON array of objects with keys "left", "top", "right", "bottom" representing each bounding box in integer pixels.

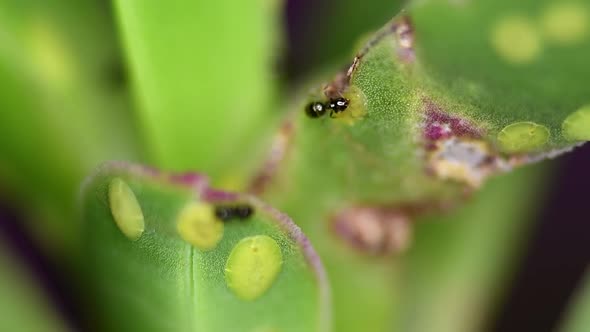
[
  {"left": 214, "top": 204, "right": 254, "bottom": 222},
  {"left": 305, "top": 97, "right": 349, "bottom": 118}
]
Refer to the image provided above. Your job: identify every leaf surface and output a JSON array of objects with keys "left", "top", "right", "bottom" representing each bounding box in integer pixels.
[{"left": 82, "top": 162, "right": 330, "bottom": 331}]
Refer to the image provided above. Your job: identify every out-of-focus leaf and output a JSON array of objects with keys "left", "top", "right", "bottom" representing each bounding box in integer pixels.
[
  {"left": 258, "top": 0, "right": 589, "bottom": 329},
  {"left": 114, "top": 0, "right": 281, "bottom": 177},
  {"left": 409, "top": 0, "right": 590, "bottom": 148},
  {"left": 0, "top": 242, "right": 69, "bottom": 331},
  {"left": 0, "top": 1, "right": 140, "bottom": 254},
  {"left": 81, "top": 162, "right": 330, "bottom": 331},
  {"left": 399, "top": 164, "right": 546, "bottom": 332},
  {"left": 271, "top": 191, "right": 401, "bottom": 332},
  {"left": 560, "top": 270, "right": 590, "bottom": 332}
]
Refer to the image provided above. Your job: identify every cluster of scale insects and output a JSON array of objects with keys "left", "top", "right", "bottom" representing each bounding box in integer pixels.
[{"left": 305, "top": 97, "right": 350, "bottom": 118}]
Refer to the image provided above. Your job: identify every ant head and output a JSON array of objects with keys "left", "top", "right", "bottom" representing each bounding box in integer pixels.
[{"left": 305, "top": 101, "right": 327, "bottom": 118}]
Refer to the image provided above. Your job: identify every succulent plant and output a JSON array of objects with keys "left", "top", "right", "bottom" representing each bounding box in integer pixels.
[
  {"left": 81, "top": 162, "right": 330, "bottom": 331},
  {"left": 1, "top": 0, "right": 590, "bottom": 331}
]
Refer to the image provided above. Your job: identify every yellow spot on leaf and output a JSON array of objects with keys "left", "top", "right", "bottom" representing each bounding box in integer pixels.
[
  {"left": 108, "top": 178, "right": 145, "bottom": 241},
  {"left": 225, "top": 235, "right": 283, "bottom": 301},
  {"left": 491, "top": 15, "right": 542, "bottom": 65},
  {"left": 177, "top": 202, "right": 223, "bottom": 251},
  {"left": 498, "top": 122, "right": 550, "bottom": 153},
  {"left": 562, "top": 105, "right": 590, "bottom": 141},
  {"left": 541, "top": 3, "right": 588, "bottom": 45}
]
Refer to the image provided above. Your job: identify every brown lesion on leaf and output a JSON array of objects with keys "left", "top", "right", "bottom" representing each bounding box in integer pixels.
[
  {"left": 323, "top": 15, "right": 415, "bottom": 99},
  {"left": 330, "top": 196, "right": 468, "bottom": 256},
  {"left": 420, "top": 100, "right": 510, "bottom": 187},
  {"left": 426, "top": 137, "right": 509, "bottom": 187},
  {"left": 248, "top": 121, "right": 295, "bottom": 195},
  {"left": 419, "top": 101, "right": 584, "bottom": 187},
  {"left": 355, "top": 14, "right": 415, "bottom": 61},
  {"left": 392, "top": 15, "right": 415, "bottom": 63},
  {"left": 421, "top": 100, "right": 484, "bottom": 143},
  {"left": 323, "top": 70, "right": 351, "bottom": 100},
  {"left": 331, "top": 205, "right": 413, "bottom": 256}
]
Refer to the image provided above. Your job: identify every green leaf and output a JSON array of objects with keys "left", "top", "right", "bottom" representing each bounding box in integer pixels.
[
  {"left": 256, "top": 1, "right": 587, "bottom": 329},
  {"left": 114, "top": 0, "right": 281, "bottom": 176},
  {"left": 0, "top": 0, "right": 140, "bottom": 254},
  {"left": 81, "top": 162, "right": 330, "bottom": 331},
  {"left": 409, "top": 0, "right": 590, "bottom": 148},
  {"left": 271, "top": 194, "right": 402, "bottom": 332},
  {"left": 282, "top": 1, "right": 588, "bottom": 208},
  {"left": 0, "top": 243, "right": 68, "bottom": 331},
  {"left": 560, "top": 270, "right": 590, "bottom": 332},
  {"left": 399, "top": 164, "right": 547, "bottom": 332}
]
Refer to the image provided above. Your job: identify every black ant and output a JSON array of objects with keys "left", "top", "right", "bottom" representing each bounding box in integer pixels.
[
  {"left": 214, "top": 204, "right": 254, "bottom": 222},
  {"left": 305, "top": 97, "right": 349, "bottom": 118}
]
